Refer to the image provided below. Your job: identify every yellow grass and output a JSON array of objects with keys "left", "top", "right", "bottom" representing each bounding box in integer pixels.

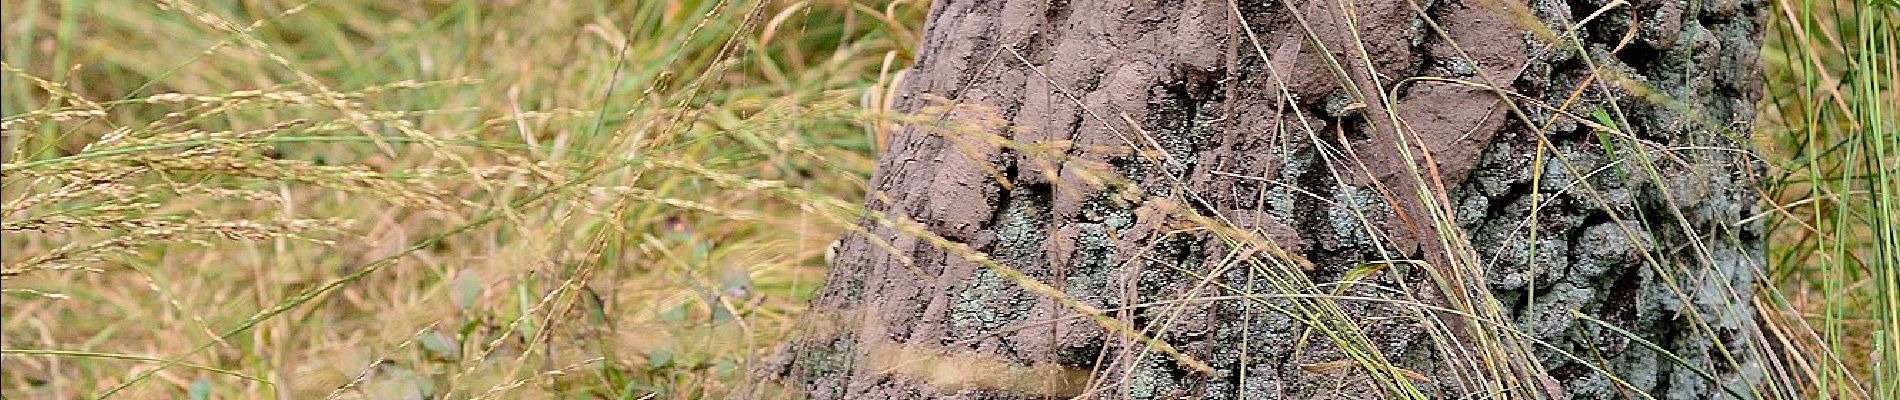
[
  {"left": 2, "top": 0, "right": 923, "bottom": 398},
  {"left": 4, "top": 0, "right": 1893, "bottom": 398}
]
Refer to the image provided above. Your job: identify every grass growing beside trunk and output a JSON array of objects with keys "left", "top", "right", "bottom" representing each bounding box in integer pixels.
[
  {"left": 3, "top": 0, "right": 922, "bottom": 398},
  {"left": 2, "top": 0, "right": 1895, "bottom": 398},
  {"left": 1760, "top": 1, "right": 1899, "bottom": 398}
]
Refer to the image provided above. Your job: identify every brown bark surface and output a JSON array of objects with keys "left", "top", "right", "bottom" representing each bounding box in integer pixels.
[{"left": 763, "top": 0, "right": 1768, "bottom": 399}]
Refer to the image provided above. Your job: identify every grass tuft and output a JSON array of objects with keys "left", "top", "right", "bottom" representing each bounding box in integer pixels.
[{"left": 2, "top": 0, "right": 918, "bottom": 398}]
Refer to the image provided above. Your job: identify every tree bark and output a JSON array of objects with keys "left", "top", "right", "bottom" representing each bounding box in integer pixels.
[{"left": 764, "top": 0, "right": 1768, "bottom": 399}]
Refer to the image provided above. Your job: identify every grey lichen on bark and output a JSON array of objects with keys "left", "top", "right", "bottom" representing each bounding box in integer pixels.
[{"left": 1462, "top": 0, "right": 1770, "bottom": 398}]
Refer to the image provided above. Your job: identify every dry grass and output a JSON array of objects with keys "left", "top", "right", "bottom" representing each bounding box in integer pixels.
[
  {"left": 1, "top": 0, "right": 923, "bottom": 398},
  {"left": 1758, "top": 1, "right": 1899, "bottom": 398},
  {"left": 3, "top": 0, "right": 1894, "bottom": 399}
]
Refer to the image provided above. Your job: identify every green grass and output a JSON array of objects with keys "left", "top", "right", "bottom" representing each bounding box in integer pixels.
[
  {"left": 1, "top": 0, "right": 1894, "bottom": 399},
  {"left": 1760, "top": 1, "right": 1899, "bottom": 398}
]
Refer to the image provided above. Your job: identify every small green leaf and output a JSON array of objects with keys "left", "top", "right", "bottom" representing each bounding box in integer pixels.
[
  {"left": 451, "top": 272, "right": 482, "bottom": 311},
  {"left": 188, "top": 378, "right": 212, "bottom": 400},
  {"left": 581, "top": 287, "right": 609, "bottom": 324},
  {"left": 646, "top": 348, "right": 674, "bottom": 369},
  {"left": 366, "top": 364, "right": 430, "bottom": 400},
  {"left": 660, "top": 303, "right": 688, "bottom": 322},
  {"left": 419, "top": 329, "right": 461, "bottom": 361},
  {"left": 710, "top": 299, "right": 733, "bottom": 322},
  {"left": 1588, "top": 108, "right": 1628, "bottom": 180},
  {"left": 515, "top": 283, "right": 539, "bottom": 340},
  {"left": 1589, "top": 108, "right": 1616, "bottom": 130}
]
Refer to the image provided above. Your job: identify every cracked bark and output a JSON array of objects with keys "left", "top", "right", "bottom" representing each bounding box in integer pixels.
[{"left": 758, "top": 0, "right": 1768, "bottom": 399}]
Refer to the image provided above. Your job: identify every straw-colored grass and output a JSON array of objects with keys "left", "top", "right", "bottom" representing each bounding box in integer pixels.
[
  {"left": 1759, "top": 1, "right": 1899, "bottom": 398},
  {"left": 2, "top": 0, "right": 1893, "bottom": 399},
  {"left": 2, "top": 0, "right": 922, "bottom": 398}
]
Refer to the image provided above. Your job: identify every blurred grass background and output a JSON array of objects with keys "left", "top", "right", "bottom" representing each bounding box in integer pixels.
[
  {"left": 0, "top": 0, "right": 1892, "bottom": 399},
  {"left": 2, "top": 0, "right": 922, "bottom": 398}
]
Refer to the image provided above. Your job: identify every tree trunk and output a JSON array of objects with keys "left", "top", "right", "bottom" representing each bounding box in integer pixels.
[{"left": 764, "top": 0, "right": 1768, "bottom": 399}]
